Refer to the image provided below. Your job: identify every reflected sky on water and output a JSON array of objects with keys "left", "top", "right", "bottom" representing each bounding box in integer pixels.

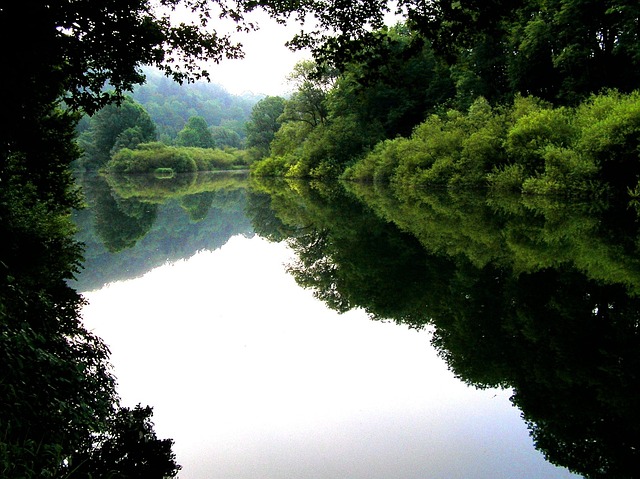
[{"left": 81, "top": 234, "right": 578, "bottom": 479}]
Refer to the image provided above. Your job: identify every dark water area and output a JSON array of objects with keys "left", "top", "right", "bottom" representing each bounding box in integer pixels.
[{"left": 73, "top": 171, "right": 640, "bottom": 478}]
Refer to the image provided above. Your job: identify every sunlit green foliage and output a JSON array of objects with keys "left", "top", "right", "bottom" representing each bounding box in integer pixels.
[
  {"left": 107, "top": 142, "right": 249, "bottom": 174},
  {"left": 343, "top": 90, "right": 640, "bottom": 198},
  {"left": 250, "top": 1, "right": 640, "bottom": 196},
  {"left": 574, "top": 90, "right": 640, "bottom": 191},
  {"left": 253, "top": 28, "right": 456, "bottom": 180}
]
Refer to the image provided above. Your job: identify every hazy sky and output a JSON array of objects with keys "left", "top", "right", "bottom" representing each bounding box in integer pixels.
[
  {"left": 169, "top": 6, "right": 402, "bottom": 96},
  {"left": 82, "top": 235, "right": 579, "bottom": 479},
  {"left": 200, "top": 11, "right": 310, "bottom": 96}
]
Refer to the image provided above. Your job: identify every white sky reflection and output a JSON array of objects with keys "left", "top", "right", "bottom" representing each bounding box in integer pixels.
[{"left": 82, "top": 235, "right": 578, "bottom": 479}]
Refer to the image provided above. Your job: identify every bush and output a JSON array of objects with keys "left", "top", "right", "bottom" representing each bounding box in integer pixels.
[
  {"left": 505, "top": 106, "right": 576, "bottom": 175},
  {"left": 487, "top": 164, "right": 526, "bottom": 192},
  {"left": 108, "top": 144, "right": 196, "bottom": 174},
  {"left": 575, "top": 90, "right": 640, "bottom": 189},
  {"left": 250, "top": 156, "right": 292, "bottom": 177},
  {"left": 343, "top": 137, "right": 405, "bottom": 183},
  {"left": 309, "top": 158, "right": 342, "bottom": 179},
  {"left": 521, "top": 146, "right": 598, "bottom": 196},
  {"left": 106, "top": 143, "right": 246, "bottom": 174}
]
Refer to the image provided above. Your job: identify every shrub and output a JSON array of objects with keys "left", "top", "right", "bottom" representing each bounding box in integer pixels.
[
  {"left": 505, "top": 106, "right": 576, "bottom": 175},
  {"left": 154, "top": 167, "right": 175, "bottom": 178},
  {"left": 487, "top": 164, "right": 526, "bottom": 192},
  {"left": 250, "top": 156, "right": 292, "bottom": 177},
  {"left": 575, "top": 90, "right": 640, "bottom": 189},
  {"left": 107, "top": 143, "right": 247, "bottom": 174}
]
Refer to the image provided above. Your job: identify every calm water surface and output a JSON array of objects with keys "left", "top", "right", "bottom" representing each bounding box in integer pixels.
[{"left": 73, "top": 172, "right": 598, "bottom": 478}]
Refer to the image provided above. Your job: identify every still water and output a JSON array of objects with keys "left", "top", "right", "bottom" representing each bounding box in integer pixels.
[{"left": 73, "top": 171, "right": 633, "bottom": 478}]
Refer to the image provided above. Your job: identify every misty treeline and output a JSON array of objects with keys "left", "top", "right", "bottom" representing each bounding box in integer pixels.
[{"left": 76, "top": 72, "right": 258, "bottom": 173}]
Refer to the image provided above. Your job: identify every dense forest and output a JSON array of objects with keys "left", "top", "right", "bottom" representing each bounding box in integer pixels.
[
  {"left": 130, "top": 69, "right": 260, "bottom": 143},
  {"left": 247, "top": 4, "right": 640, "bottom": 198},
  {"left": 2, "top": 0, "right": 639, "bottom": 477}
]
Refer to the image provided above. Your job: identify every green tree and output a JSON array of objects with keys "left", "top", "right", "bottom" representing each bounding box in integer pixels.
[
  {"left": 211, "top": 125, "right": 243, "bottom": 148},
  {"left": 175, "top": 116, "right": 215, "bottom": 148},
  {"left": 245, "top": 96, "right": 287, "bottom": 158},
  {"left": 277, "top": 0, "right": 640, "bottom": 106},
  {"left": 281, "top": 61, "right": 335, "bottom": 128},
  {"left": 80, "top": 97, "right": 157, "bottom": 170}
]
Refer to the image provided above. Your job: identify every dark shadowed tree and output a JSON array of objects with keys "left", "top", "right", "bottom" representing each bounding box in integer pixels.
[{"left": 70, "top": 405, "right": 181, "bottom": 478}]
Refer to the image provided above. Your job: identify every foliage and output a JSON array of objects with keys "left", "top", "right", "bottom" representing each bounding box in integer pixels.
[
  {"left": 574, "top": 90, "right": 640, "bottom": 190},
  {"left": 131, "top": 69, "right": 257, "bottom": 142},
  {"left": 0, "top": 156, "right": 116, "bottom": 476},
  {"left": 250, "top": 155, "right": 294, "bottom": 177},
  {"left": 175, "top": 116, "right": 215, "bottom": 148},
  {"left": 107, "top": 142, "right": 249, "bottom": 174},
  {"left": 70, "top": 405, "right": 180, "bottom": 478},
  {"left": 276, "top": 0, "right": 640, "bottom": 106},
  {"left": 245, "top": 96, "right": 286, "bottom": 158},
  {"left": 249, "top": 1, "right": 640, "bottom": 195},
  {"left": 343, "top": 91, "right": 640, "bottom": 198},
  {"left": 78, "top": 97, "right": 157, "bottom": 170},
  {"left": 4, "top": 0, "right": 640, "bottom": 474},
  {"left": 211, "top": 125, "right": 243, "bottom": 149},
  {"left": 281, "top": 61, "right": 335, "bottom": 128},
  {"left": 252, "top": 29, "right": 457, "bottom": 180}
]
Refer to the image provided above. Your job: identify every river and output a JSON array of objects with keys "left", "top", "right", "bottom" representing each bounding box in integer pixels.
[{"left": 73, "top": 170, "right": 640, "bottom": 478}]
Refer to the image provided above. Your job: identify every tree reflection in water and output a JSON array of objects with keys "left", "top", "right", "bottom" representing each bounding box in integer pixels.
[
  {"left": 77, "top": 171, "right": 640, "bottom": 478},
  {"left": 247, "top": 177, "right": 640, "bottom": 479}
]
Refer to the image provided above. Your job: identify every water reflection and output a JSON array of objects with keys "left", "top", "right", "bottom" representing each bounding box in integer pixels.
[
  {"left": 71, "top": 172, "right": 640, "bottom": 478},
  {"left": 81, "top": 236, "right": 573, "bottom": 479},
  {"left": 73, "top": 172, "right": 252, "bottom": 291},
  {"left": 253, "top": 178, "right": 640, "bottom": 478}
]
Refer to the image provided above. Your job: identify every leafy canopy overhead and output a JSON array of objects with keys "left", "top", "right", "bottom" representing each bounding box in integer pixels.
[{"left": 2, "top": 0, "right": 264, "bottom": 114}]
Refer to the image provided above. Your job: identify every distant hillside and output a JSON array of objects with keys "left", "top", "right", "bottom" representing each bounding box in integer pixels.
[{"left": 131, "top": 69, "right": 263, "bottom": 142}]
